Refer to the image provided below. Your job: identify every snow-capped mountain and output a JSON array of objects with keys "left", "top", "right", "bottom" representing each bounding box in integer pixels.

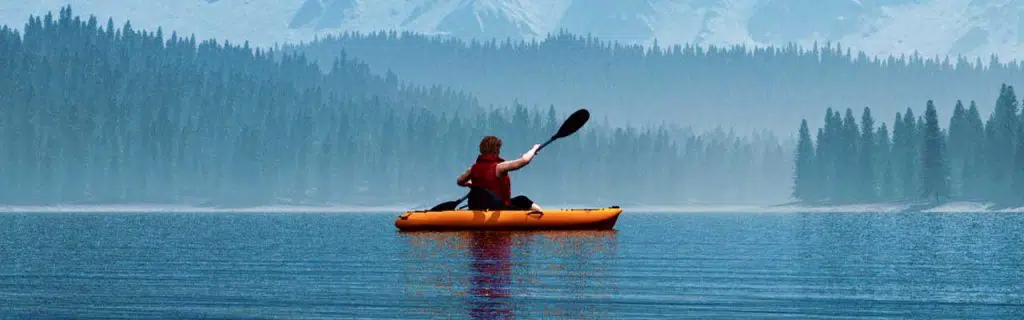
[{"left": 3, "top": 0, "right": 1024, "bottom": 61}]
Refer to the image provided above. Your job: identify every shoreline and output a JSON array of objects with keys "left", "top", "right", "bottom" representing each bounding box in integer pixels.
[
  {"left": 759, "top": 200, "right": 1022, "bottom": 213},
  {"left": 0, "top": 204, "right": 416, "bottom": 214},
  {"left": 0, "top": 201, "right": 1019, "bottom": 214}
]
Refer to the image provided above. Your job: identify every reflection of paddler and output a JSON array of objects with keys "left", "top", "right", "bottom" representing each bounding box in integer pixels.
[{"left": 467, "top": 231, "right": 514, "bottom": 320}]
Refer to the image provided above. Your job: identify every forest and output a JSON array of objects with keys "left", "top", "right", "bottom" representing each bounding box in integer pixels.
[
  {"left": 0, "top": 6, "right": 790, "bottom": 207},
  {"left": 792, "top": 84, "right": 1024, "bottom": 206},
  {"left": 287, "top": 30, "right": 1024, "bottom": 133}
]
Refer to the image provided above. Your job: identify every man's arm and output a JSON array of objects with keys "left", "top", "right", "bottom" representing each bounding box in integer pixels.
[
  {"left": 496, "top": 158, "right": 530, "bottom": 175},
  {"left": 456, "top": 167, "right": 472, "bottom": 187},
  {"left": 496, "top": 144, "right": 540, "bottom": 176}
]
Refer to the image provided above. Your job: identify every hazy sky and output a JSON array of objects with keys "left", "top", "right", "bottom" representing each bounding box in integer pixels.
[{"left": 4, "top": 0, "right": 1024, "bottom": 62}]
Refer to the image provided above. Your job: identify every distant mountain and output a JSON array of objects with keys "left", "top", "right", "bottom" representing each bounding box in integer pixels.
[{"left": 4, "top": 0, "right": 1024, "bottom": 61}]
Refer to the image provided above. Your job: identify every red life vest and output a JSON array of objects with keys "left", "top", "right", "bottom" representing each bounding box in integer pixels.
[{"left": 469, "top": 153, "right": 511, "bottom": 206}]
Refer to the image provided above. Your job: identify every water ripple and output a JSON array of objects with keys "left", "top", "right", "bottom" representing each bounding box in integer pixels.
[{"left": 1, "top": 212, "right": 1023, "bottom": 319}]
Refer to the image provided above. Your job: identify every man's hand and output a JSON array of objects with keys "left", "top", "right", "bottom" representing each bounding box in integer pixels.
[
  {"left": 524, "top": 143, "right": 540, "bottom": 161},
  {"left": 456, "top": 167, "right": 472, "bottom": 186}
]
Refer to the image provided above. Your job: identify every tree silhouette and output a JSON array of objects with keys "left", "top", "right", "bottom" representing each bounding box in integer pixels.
[
  {"left": 792, "top": 85, "right": 1024, "bottom": 206},
  {"left": 919, "top": 100, "right": 949, "bottom": 202},
  {"left": 0, "top": 6, "right": 792, "bottom": 207}
]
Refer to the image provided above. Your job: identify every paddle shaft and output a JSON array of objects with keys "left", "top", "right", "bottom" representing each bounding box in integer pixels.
[{"left": 536, "top": 137, "right": 556, "bottom": 153}]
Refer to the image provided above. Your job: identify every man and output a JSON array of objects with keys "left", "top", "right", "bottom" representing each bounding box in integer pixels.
[{"left": 457, "top": 135, "right": 543, "bottom": 213}]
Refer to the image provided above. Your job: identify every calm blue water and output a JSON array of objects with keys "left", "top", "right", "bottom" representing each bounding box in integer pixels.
[{"left": 1, "top": 211, "right": 1023, "bottom": 319}]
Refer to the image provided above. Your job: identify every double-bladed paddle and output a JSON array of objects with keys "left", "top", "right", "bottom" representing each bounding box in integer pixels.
[{"left": 427, "top": 108, "right": 591, "bottom": 211}]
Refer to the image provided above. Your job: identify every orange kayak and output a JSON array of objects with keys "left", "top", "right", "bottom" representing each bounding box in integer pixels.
[{"left": 394, "top": 206, "right": 623, "bottom": 231}]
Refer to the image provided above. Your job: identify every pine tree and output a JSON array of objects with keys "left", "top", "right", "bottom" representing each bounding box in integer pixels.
[
  {"left": 876, "top": 123, "right": 894, "bottom": 201},
  {"left": 1012, "top": 125, "right": 1024, "bottom": 204},
  {"left": 859, "top": 107, "right": 876, "bottom": 201},
  {"left": 986, "top": 84, "right": 1019, "bottom": 202},
  {"left": 830, "top": 109, "right": 844, "bottom": 201},
  {"left": 902, "top": 108, "right": 918, "bottom": 200},
  {"left": 920, "top": 100, "right": 949, "bottom": 202},
  {"left": 793, "top": 119, "right": 816, "bottom": 201},
  {"left": 819, "top": 109, "right": 837, "bottom": 201},
  {"left": 983, "top": 118, "right": 998, "bottom": 199},
  {"left": 891, "top": 112, "right": 906, "bottom": 198},
  {"left": 841, "top": 108, "right": 859, "bottom": 202},
  {"left": 947, "top": 100, "right": 967, "bottom": 198},
  {"left": 814, "top": 127, "right": 828, "bottom": 201},
  {"left": 962, "top": 101, "right": 985, "bottom": 200},
  {"left": 962, "top": 100, "right": 978, "bottom": 193}
]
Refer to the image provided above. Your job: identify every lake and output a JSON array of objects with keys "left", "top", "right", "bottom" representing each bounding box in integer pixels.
[{"left": 1, "top": 211, "right": 1023, "bottom": 319}]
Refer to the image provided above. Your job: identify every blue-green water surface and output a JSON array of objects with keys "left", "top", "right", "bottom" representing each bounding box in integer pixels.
[{"left": 1, "top": 211, "right": 1022, "bottom": 319}]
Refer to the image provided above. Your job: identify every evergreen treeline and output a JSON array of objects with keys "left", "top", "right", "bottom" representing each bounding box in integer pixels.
[
  {"left": 0, "top": 7, "right": 790, "bottom": 207},
  {"left": 286, "top": 30, "right": 1024, "bottom": 133},
  {"left": 792, "top": 84, "right": 1024, "bottom": 206}
]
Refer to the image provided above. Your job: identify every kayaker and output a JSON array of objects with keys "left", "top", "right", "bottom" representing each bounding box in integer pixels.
[{"left": 456, "top": 135, "right": 544, "bottom": 213}]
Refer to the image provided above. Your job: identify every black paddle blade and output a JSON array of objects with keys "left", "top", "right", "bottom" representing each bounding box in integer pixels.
[
  {"left": 553, "top": 108, "right": 590, "bottom": 139},
  {"left": 427, "top": 192, "right": 470, "bottom": 211},
  {"left": 537, "top": 108, "right": 591, "bottom": 152}
]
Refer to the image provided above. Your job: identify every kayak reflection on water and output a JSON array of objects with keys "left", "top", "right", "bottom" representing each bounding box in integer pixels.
[
  {"left": 400, "top": 230, "right": 618, "bottom": 319},
  {"left": 467, "top": 232, "right": 514, "bottom": 320}
]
